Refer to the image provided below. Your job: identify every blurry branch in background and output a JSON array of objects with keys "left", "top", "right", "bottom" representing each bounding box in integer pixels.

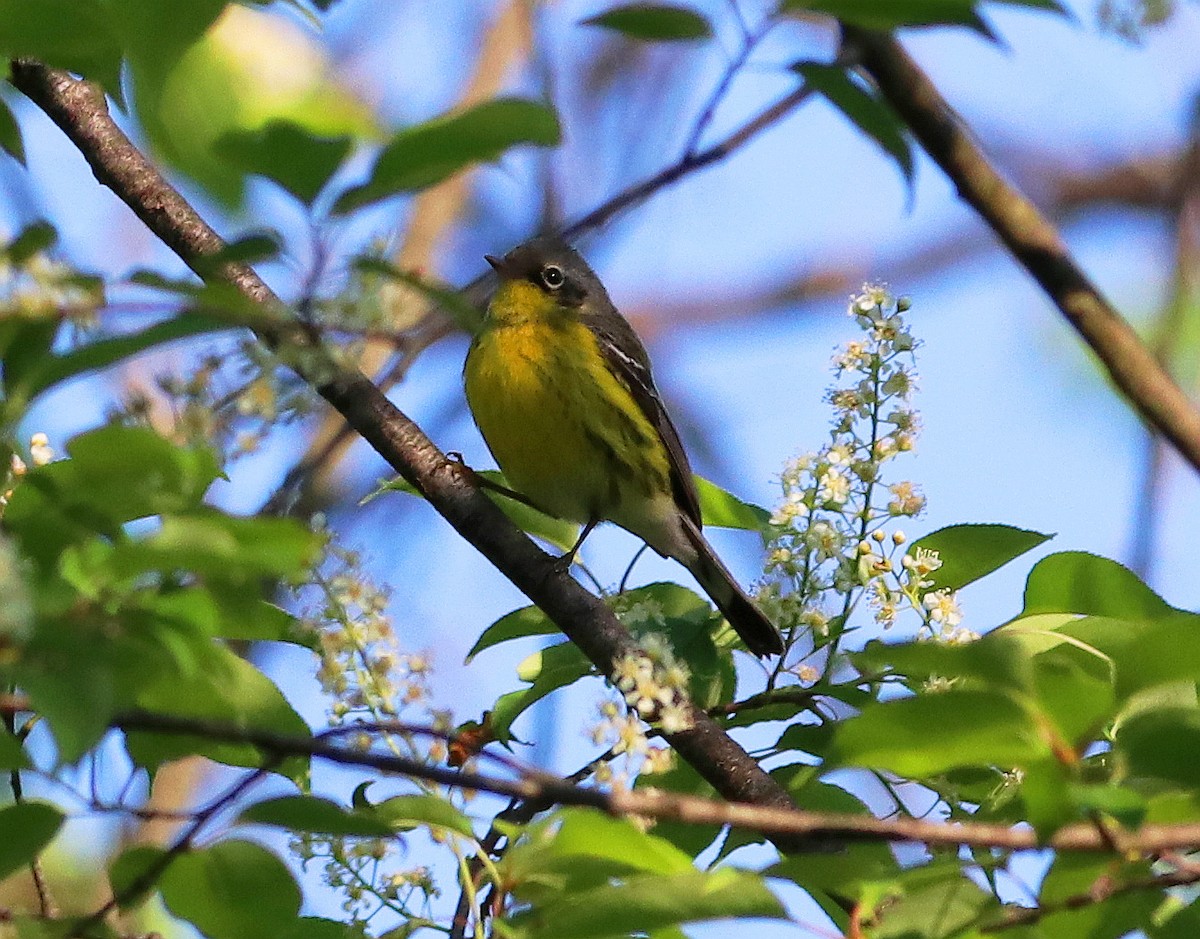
[
  {"left": 843, "top": 26, "right": 1200, "bottom": 477},
  {"left": 1128, "top": 131, "right": 1200, "bottom": 578},
  {"left": 275, "top": 0, "right": 535, "bottom": 518},
  {"left": 9, "top": 59, "right": 805, "bottom": 839}
]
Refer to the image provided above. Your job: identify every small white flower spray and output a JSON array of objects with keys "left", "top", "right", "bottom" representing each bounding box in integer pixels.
[{"left": 758, "top": 285, "right": 971, "bottom": 686}]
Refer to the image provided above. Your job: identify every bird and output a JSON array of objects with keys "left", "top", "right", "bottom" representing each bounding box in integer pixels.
[{"left": 462, "top": 236, "right": 783, "bottom": 657}]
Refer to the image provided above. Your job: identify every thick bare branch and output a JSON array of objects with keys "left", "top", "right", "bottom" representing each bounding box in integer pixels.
[{"left": 842, "top": 27, "right": 1200, "bottom": 476}]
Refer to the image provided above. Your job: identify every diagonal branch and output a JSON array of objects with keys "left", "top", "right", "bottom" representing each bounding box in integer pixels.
[
  {"left": 841, "top": 27, "right": 1200, "bottom": 476},
  {"left": 8, "top": 61, "right": 806, "bottom": 843}
]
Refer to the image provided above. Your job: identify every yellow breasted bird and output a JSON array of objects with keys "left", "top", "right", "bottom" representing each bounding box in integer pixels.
[{"left": 463, "top": 236, "right": 784, "bottom": 657}]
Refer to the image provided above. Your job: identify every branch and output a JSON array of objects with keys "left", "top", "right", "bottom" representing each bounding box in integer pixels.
[
  {"left": 980, "top": 865, "right": 1200, "bottom": 932},
  {"left": 95, "top": 709, "right": 1200, "bottom": 855},
  {"left": 73, "top": 767, "right": 269, "bottom": 938},
  {"left": 8, "top": 62, "right": 804, "bottom": 842},
  {"left": 841, "top": 27, "right": 1200, "bottom": 476}
]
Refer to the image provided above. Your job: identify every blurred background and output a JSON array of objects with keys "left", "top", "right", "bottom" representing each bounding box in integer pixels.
[{"left": 4, "top": 0, "right": 1200, "bottom": 930}]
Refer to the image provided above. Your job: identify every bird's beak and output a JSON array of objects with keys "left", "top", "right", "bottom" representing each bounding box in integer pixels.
[{"left": 485, "top": 254, "right": 515, "bottom": 280}]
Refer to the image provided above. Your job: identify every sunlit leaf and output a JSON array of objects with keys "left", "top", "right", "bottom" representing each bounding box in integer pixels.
[
  {"left": 491, "top": 642, "right": 595, "bottom": 744},
  {"left": 1021, "top": 551, "right": 1173, "bottom": 620},
  {"left": 911, "top": 523, "right": 1053, "bottom": 592},
  {"left": 509, "top": 867, "right": 785, "bottom": 939},
  {"left": 694, "top": 477, "right": 770, "bottom": 531},
  {"left": 368, "top": 794, "right": 475, "bottom": 838}
]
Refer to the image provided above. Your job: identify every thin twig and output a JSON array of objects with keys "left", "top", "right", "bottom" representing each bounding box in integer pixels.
[
  {"left": 979, "top": 865, "right": 1200, "bottom": 932},
  {"left": 72, "top": 768, "right": 270, "bottom": 938}
]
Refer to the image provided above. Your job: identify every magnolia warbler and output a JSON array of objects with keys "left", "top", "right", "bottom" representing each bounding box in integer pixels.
[{"left": 463, "top": 237, "right": 784, "bottom": 657}]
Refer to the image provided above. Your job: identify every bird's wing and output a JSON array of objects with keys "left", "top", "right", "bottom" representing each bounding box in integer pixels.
[{"left": 586, "top": 312, "right": 704, "bottom": 529}]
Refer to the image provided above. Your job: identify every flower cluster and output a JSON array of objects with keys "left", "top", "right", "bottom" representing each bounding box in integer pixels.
[
  {"left": 590, "top": 632, "right": 692, "bottom": 787},
  {"left": 295, "top": 831, "right": 438, "bottom": 922},
  {"left": 1, "top": 432, "right": 54, "bottom": 510},
  {"left": 0, "top": 240, "right": 102, "bottom": 325},
  {"left": 300, "top": 532, "right": 449, "bottom": 740},
  {"left": 115, "top": 337, "right": 316, "bottom": 461},
  {"left": 759, "top": 285, "right": 969, "bottom": 654},
  {"left": 293, "top": 528, "right": 458, "bottom": 925}
]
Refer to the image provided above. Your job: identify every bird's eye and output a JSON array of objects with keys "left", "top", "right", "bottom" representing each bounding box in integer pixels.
[{"left": 540, "top": 265, "right": 565, "bottom": 290}]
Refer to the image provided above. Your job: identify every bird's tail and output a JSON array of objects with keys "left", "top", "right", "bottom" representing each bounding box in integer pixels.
[{"left": 680, "top": 518, "right": 783, "bottom": 657}]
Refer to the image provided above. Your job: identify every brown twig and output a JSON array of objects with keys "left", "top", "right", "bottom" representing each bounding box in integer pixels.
[
  {"left": 72, "top": 768, "right": 270, "bottom": 938},
  {"left": 60, "top": 708, "right": 1200, "bottom": 855},
  {"left": 9, "top": 61, "right": 802, "bottom": 841},
  {"left": 842, "top": 27, "right": 1200, "bottom": 477},
  {"left": 980, "top": 864, "right": 1200, "bottom": 932}
]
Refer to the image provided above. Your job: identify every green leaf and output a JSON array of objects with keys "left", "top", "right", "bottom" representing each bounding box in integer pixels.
[
  {"left": 828, "top": 689, "right": 1049, "bottom": 776},
  {"left": 23, "top": 313, "right": 228, "bottom": 400},
  {"left": 238, "top": 796, "right": 393, "bottom": 837},
  {"left": 856, "top": 632, "right": 1036, "bottom": 694},
  {"left": 1025, "top": 853, "right": 1157, "bottom": 939},
  {"left": 694, "top": 477, "right": 770, "bottom": 531},
  {"left": 5, "top": 220, "right": 57, "bottom": 263},
  {"left": 540, "top": 810, "right": 694, "bottom": 876},
  {"left": 125, "top": 644, "right": 311, "bottom": 785},
  {"left": 793, "top": 62, "right": 914, "bottom": 184},
  {"left": 215, "top": 121, "right": 353, "bottom": 205},
  {"left": 910, "top": 523, "right": 1053, "bottom": 592},
  {"left": 336, "top": 98, "right": 560, "bottom": 213},
  {"left": 780, "top": 0, "right": 1067, "bottom": 29},
  {"left": 508, "top": 867, "right": 785, "bottom": 939},
  {"left": 95, "top": 510, "right": 320, "bottom": 584},
  {"left": 863, "top": 868, "right": 993, "bottom": 939},
  {"left": 109, "top": 845, "right": 168, "bottom": 909},
  {"left": 1022, "top": 551, "right": 1173, "bottom": 620},
  {"left": 160, "top": 840, "right": 302, "bottom": 939},
  {"left": 780, "top": 0, "right": 982, "bottom": 28},
  {"left": 126, "top": 3, "right": 375, "bottom": 206},
  {"left": 491, "top": 642, "right": 595, "bottom": 744},
  {"left": 0, "top": 96, "right": 25, "bottom": 165},
  {"left": 0, "top": 803, "right": 63, "bottom": 880},
  {"left": 582, "top": 4, "right": 712, "bottom": 41},
  {"left": 368, "top": 794, "right": 475, "bottom": 837},
  {"left": 467, "top": 604, "right": 560, "bottom": 661},
  {"left": 0, "top": 1, "right": 123, "bottom": 91},
  {"left": 0, "top": 728, "right": 27, "bottom": 769},
  {"left": 1117, "top": 707, "right": 1200, "bottom": 786},
  {"left": 4, "top": 425, "right": 220, "bottom": 568}
]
